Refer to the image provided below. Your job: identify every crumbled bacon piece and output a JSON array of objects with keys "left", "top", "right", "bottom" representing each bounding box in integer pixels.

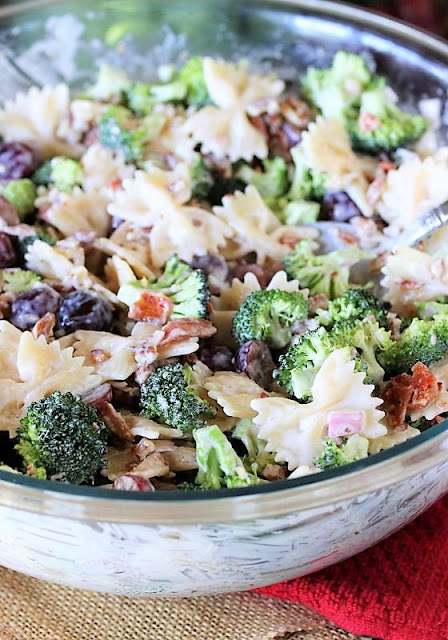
[
  {"left": 113, "top": 475, "right": 155, "bottom": 492},
  {"left": 308, "top": 293, "right": 329, "bottom": 315},
  {"left": 359, "top": 112, "right": 381, "bottom": 132},
  {"left": 160, "top": 318, "right": 216, "bottom": 347},
  {"left": 90, "top": 348, "right": 108, "bottom": 363},
  {"left": 128, "top": 291, "right": 173, "bottom": 325},
  {"left": 381, "top": 363, "right": 439, "bottom": 429},
  {"left": 98, "top": 402, "right": 134, "bottom": 442},
  {"left": 400, "top": 280, "right": 423, "bottom": 291},
  {"left": 31, "top": 312, "right": 56, "bottom": 340}
]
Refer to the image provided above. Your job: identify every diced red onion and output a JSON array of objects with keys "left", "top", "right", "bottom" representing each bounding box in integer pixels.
[{"left": 328, "top": 410, "right": 365, "bottom": 438}]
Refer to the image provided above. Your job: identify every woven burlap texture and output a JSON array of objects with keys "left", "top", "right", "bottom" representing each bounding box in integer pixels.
[{"left": 0, "top": 567, "right": 365, "bottom": 640}]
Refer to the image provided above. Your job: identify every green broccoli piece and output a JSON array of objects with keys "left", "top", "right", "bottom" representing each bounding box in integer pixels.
[
  {"left": 316, "top": 288, "right": 388, "bottom": 328},
  {"left": 314, "top": 435, "right": 369, "bottom": 470},
  {"left": 236, "top": 157, "right": 290, "bottom": 209},
  {"left": 194, "top": 424, "right": 260, "bottom": 489},
  {"left": 33, "top": 157, "right": 83, "bottom": 192},
  {"left": 232, "top": 418, "right": 274, "bottom": 473},
  {"left": 0, "top": 179, "right": 36, "bottom": 220},
  {"left": 140, "top": 363, "right": 217, "bottom": 431},
  {"left": 331, "top": 319, "right": 393, "bottom": 384},
  {"left": 118, "top": 254, "right": 210, "bottom": 319},
  {"left": 282, "top": 200, "right": 321, "bottom": 225},
  {"left": 378, "top": 315, "right": 448, "bottom": 376},
  {"left": 407, "top": 416, "right": 432, "bottom": 432},
  {"left": 190, "top": 157, "right": 214, "bottom": 201},
  {"left": 2, "top": 269, "right": 41, "bottom": 293},
  {"left": 98, "top": 105, "right": 148, "bottom": 163},
  {"left": 126, "top": 80, "right": 187, "bottom": 116},
  {"left": 16, "top": 391, "right": 108, "bottom": 484},
  {"left": 85, "top": 64, "right": 131, "bottom": 102},
  {"left": 231, "top": 289, "right": 309, "bottom": 349},
  {"left": 302, "top": 51, "right": 374, "bottom": 121},
  {"left": 348, "top": 88, "right": 427, "bottom": 153},
  {"left": 283, "top": 239, "right": 370, "bottom": 299},
  {"left": 415, "top": 300, "right": 448, "bottom": 319},
  {"left": 177, "top": 56, "right": 211, "bottom": 108},
  {"left": 287, "top": 145, "right": 327, "bottom": 202}
]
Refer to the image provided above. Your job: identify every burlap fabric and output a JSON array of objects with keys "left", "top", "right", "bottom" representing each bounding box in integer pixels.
[{"left": 0, "top": 567, "right": 370, "bottom": 640}]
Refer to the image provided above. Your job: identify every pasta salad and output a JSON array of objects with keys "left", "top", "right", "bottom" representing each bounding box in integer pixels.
[{"left": 0, "top": 52, "right": 446, "bottom": 491}]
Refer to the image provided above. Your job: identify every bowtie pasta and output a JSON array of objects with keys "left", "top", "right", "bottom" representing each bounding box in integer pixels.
[{"left": 0, "top": 51, "right": 444, "bottom": 491}]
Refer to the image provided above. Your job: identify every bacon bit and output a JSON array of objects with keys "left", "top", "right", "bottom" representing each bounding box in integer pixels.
[
  {"left": 261, "top": 464, "right": 287, "bottom": 481},
  {"left": 336, "top": 230, "right": 358, "bottom": 245},
  {"left": 159, "top": 318, "right": 216, "bottom": 348},
  {"left": 109, "top": 177, "right": 122, "bottom": 191},
  {"left": 135, "top": 437, "right": 156, "bottom": 460},
  {"left": 309, "top": 293, "right": 329, "bottom": 315},
  {"left": 98, "top": 402, "right": 134, "bottom": 442},
  {"left": 381, "top": 373, "right": 413, "bottom": 430},
  {"left": 400, "top": 280, "right": 423, "bottom": 291},
  {"left": 279, "top": 236, "right": 301, "bottom": 248},
  {"left": 128, "top": 291, "right": 173, "bottom": 325},
  {"left": 90, "top": 348, "right": 109, "bottom": 364},
  {"left": 359, "top": 112, "right": 381, "bottom": 132},
  {"left": 408, "top": 362, "right": 439, "bottom": 411},
  {"left": 31, "top": 312, "right": 56, "bottom": 340},
  {"left": 113, "top": 475, "right": 155, "bottom": 491},
  {"left": 378, "top": 161, "right": 397, "bottom": 172},
  {"left": 259, "top": 391, "right": 269, "bottom": 398},
  {"left": 381, "top": 363, "right": 439, "bottom": 429}
]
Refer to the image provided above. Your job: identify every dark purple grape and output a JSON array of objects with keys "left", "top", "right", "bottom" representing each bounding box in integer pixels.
[
  {"left": 198, "top": 344, "right": 233, "bottom": 372},
  {"left": 58, "top": 290, "right": 114, "bottom": 334},
  {"left": 190, "top": 254, "right": 229, "bottom": 284},
  {"left": 235, "top": 339, "right": 274, "bottom": 389},
  {"left": 320, "top": 191, "right": 362, "bottom": 222},
  {"left": 0, "top": 232, "right": 16, "bottom": 268},
  {"left": 230, "top": 263, "right": 269, "bottom": 288},
  {"left": 9, "top": 286, "right": 60, "bottom": 330},
  {"left": 0, "top": 142, "right": 41, "bottom": 180}
]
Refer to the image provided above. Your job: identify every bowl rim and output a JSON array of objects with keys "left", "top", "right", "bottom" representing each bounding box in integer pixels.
[{"left": 0, "top": 0, "right": 448, "bottom": 522}]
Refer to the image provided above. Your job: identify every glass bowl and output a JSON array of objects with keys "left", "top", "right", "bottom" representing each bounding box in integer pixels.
[{"left": 0, "top": 0, "right": 448, "bottom": 596}]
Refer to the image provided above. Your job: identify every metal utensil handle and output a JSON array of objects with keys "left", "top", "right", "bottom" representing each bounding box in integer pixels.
[{"left": 390, "top": 201, "right": 448, "bottom": 250}]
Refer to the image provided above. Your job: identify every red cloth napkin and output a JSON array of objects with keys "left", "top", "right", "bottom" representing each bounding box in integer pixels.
[{"left": 256, "top": 494, "right": 448, "bottom": 640}]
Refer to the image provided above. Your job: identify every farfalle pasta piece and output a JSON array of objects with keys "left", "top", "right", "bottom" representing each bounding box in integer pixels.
[
  {"left": 381, "top": 247, "right": 448, "bottom": 315},
  {"left": 95, "top": 222, "right": 154, "bottom": 280},
  {"left": 368, "top": 425, "right": 420, "bottom": 455},
  {"left": 301, "top": 117, "right": 372, "bottom": 217},
  {"left": 214, "top": 185, "right": 306, "bottom": 263},
  {"left": 148, "top": 107, "right": 197, "bottom": 163},
  {"left": 81, "top": 143, "right": 134, "bottom": 195},
  {"left": 0, "top": 84, "right": 82, "bottom": 157},
  {"left": 251, "top": 349, "right": 386, "bottom": 470},
  {"left": 108, "top": 169, "right": 232, "bottom": 267},
  {"left": 376, "top": 151, "right": 448, "bottom": 233},
  {"left": 36, "top": 187, "right": 110, "bottom": 237},
  {"left": 70, "top": 331, "right": 139, "bottom": 382},
  {"left": 0, "top": 321, "right": 22, "bottom": 382},
  {"left": 204, "top": 372, "right": 268, "bottom": 419},
  {"left": 183, "top": 58, "right": 284, "bottom": 162}
]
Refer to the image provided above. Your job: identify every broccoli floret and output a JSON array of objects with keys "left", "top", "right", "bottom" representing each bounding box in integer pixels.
[
  {"left": 236, "top": 157, "right": 290, "bottom": 208},
  {"left": 126, "top": 81, "right": 187, "bottom": 116},
  {"left": 86, "top": 64, "right": 131, "bottom": 102},
  {"left": 331, "top": 319, "right": 393, "bottom": 384},
  {"left": 378, "top": 315, "right": 448, "bottom": 376},
  {"left": 0, "top": 179, "right": 36, "bottom": 220},
  {"left": 98, "top": 105, "right": 148, "bottom": 163},
  {"left": 274, "top": 326, "right": 336, "bottom": 401},
  {"left": 283, "top": 239, "right": 370, "bottom": 299},
  {"left": 349, "top": 88, "right": 427, "bottom": 153},
  {"left": 415, "top": 300, "right": 448, "bottom": 319},
  {"left": 140, "top": 363, "right": 217, "bottom": 431},
  {"left": 177, "top": 56, "right": 210, "bottom": 108},
  {"left": 33, "top": 157, "right": 83, "bottom": 192},
  {"left": 232, "top": 289, "right": 309, "bottom": 349},
  {"left": 2, "top": 269, "right": 41, "bottom": 293},
  {"left": 16, "top": 391, "right": 108, "bottom": 484},
  {"left": 287, "top": 145, "right": 327, "bottom": 202},
  {"left": 408, "top": 416, "right": 432, "bottom": 432},
  {"left": 118, "top": 254, "right": 210, "bottom": 319},
  {"left": 302, "top": 51, "right": 374, "bottom": 121},
  {"left": 282, "top": 200, "right": 321, "bottom": 225},
  {"left": 314, "top": 435, "right": 369, "bottom": 470},
  {"left": 194, "top": 424, "right": 260, "bottom": 489},
  {"left": 316, "top": 288, "right": 388, "bottom": 328},
  {"left": 190, "top": 157, "right": 214, "bottom": 201}
]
